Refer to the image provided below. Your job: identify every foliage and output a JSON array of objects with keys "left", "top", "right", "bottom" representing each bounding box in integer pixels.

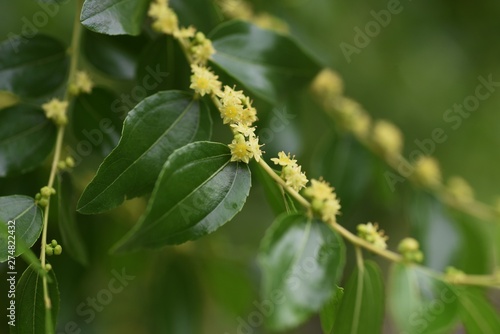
[{"left": 1, "top": 0, "right": 499, "bottom": 333}]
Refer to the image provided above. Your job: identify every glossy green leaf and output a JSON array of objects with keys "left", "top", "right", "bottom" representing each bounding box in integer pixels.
[
  {"left": 0, "top": 104, "right": 57, "bottom": 176},
  {"left": 319, "top": 286, "right": 344, "bottom": 334},
  {"left": 0, "top": 34, "right": 68, "bottom": 98},
  {"left": 80, "top": 0, "right": 150, "bottom": 36},
  {"left": 259, "top": 213, "right": 346, "bottom": 330},
  {"left": 457, "top": 288, "right": 500, "bottom": 333},
  {"left": 333, "top": 260, "right": 384, "bottom": 334},
  {"left": 11, "top": 265, "right": 59, "bottom": 334},
  {"left": 83, "top": 30, "right": 148, "bottom": 80},
  {"left": 77, "top": 91, "right": 212, "bottom": 214},
  {"left": 210, "top": 20, "right": 321, "bottom": 104},
  {"left": 312, "top": 134, "right": 373, "bottom": 213},
  {"left": 0, "top": 195, "right": 43, "bottom": 262},
  {"left": 136, "top": 35, "right": 191, "bottom": 93},
  {"left": 113, "top": 141, "right": 251, "bottom": 251},
  {"left": 171, "top": 0, "right": 222, "bottom": 33},
  {"left": 72, "top": 87, "right": 123, "bottom": 157},
  {"left": 388, "top": 263, "right": 459, "bottom": 334},
  {"left": 57, "top": 172, "right": 88, "bottom": 266}
]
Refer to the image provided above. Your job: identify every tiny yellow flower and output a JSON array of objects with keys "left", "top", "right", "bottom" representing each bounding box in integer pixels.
[
  {"left": 220, "top": 103, "right": 244, "bottom": 124},
  {"left": 189, "top": 65, "right": 221, "bottom": 96},
  {"left": 247, "top": 135, "right": 263, "bottom": 162},
  {"left": 372, "top": 120, "right": 403, "bottom": 156},
  {"left": 191, "top": 37, "right": 215, "bottom": 65},
  {"left": 228, "top": 135, "right": 252, "bottom": 163},
  {"left": 69, "top": 71, "right": 93, "bottom": 95},
  {"left": 271, "top": 151, "right": 297, "bottom": 167},
  {"left": 357, "top": 222, "right": 388, "bottom": 250},
  {"left": 305, "top": 179, "right": 335, "bottom": 201},
  {"left": 42, "top": 98, "right": 68, "bottom": 126},
  {"left": 217, "top": 85, "right": 246, "bottom": 106},
  {"left": 322, "top": 197, "right": 341, "bottom": 222},
  {"left": 413, "top": 156, "right": 441, "bottom": 188},
  {"left": 149, "top": 0, "right": 178, "bottom": 35},
  {"left": 219, "top": 0, "right": 253, "bottom": 20},
  {"left": 398, "top": 237, "right": 423, "bottom": 263},
  {"left": 283, "top": 165, "right": 308, "bottom": 191},
  {"left": 230, "top": 123, "right": 255, "bottom": 137}
]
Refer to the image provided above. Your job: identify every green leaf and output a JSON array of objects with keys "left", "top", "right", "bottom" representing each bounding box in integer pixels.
[
  {"left": 0, "top": 34, "right": 68, "bottom": 98},
  {"left": 259, "top": 213, "right": 346, "bottom": 330},
  {"left": 388, "top": 263, "right": 459, "bottom": 334},
  {"left": 0, "top": 195, "right": 43, "bottom": 262},
  {"left": 83, "top": 30, "right": 149, "bottom": 80},
  {"left": 333, "top": 260, "right": 384, "bottom": 334},
  {"left": 457, "top": 288, "right": 500, "bottom": 333},
  {"left": 77, "top": 91, "right": 212, "bottom": 214},
  {"left": 0, "top": 104, "right": 57, "bottom": 176},
  {"left": 252, "top": 162, "right": 293, "bottom": 215},
  {"left": 113, "top": 141, "right": 251, "bottom": 251},
  {"left": 57, "top": 172, "right": 88, "bottom": 266},
  {"left": 210, "top": 20, "right": 320, "bottom": 105},
  {"left": 171, "top": 0, "right": 222, "bottom": 33},
  {"left": 71, "top": 87, "right": 123, "bottom": 157},
  {"left": 11, "top": 264, "right": 59, "bottom": 334},
  {"left": 80, "top": 0, "right": 150, "bottom": 36},
  {"left": 319, "top": 286, "right": 344, "bottom": 334}
]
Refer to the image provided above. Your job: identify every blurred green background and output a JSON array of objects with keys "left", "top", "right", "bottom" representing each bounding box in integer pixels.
[{"left": 1, "top": 0, "right": 500, "bottom": 333}]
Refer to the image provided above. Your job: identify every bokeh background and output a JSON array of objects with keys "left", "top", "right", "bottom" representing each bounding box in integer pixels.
[{"left": 1, "top": 0, "right": 500, "bottom": 333}]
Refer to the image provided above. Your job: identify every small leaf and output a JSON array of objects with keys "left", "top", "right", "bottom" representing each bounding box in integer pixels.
[
  {"left": 210, "top": 20, "right": 321, "bottom": 105},
  {"left": 83, "top": 30, "right": 149, "bottom": 80},
  {"left": 320, "top": 286, "right": 344, "bottom": 334},
  {"left": 57, "top": 172, "right": 88, "bottom": 266},
  {"left": 12, "top": 265, "right": 59, "bottom": 334},
  {"left": 0, "top": 195, "right": 43, "bottom": 262},
  {"left": 77, "top": 91, "right": 212, "bottom": 214},
  {"left": 457, "top": 287, "right": 500, "bottom": 333},
  {"left": 0, "top": 34, "right": 68, "bottom": 98},
  {"left": 0, "top": 104, "right": 57, "bottom": 176},
  {"left": 113, "top": 141, "right": 251, "bottom": 251},
  {"left": 80, "top": 0, "right": 150, "bottom": 36},
  {"left": 388, "top": 263, "right": 459, "bottom": 334},
  {"left": 333, "top": 260, "right": 384, "bottom": 334},
  {"left": 71, "top": 87, "right": 123, "bottom": 157},
  {"left": 259, "top": 213, "right": 346, "bottom": 330}
]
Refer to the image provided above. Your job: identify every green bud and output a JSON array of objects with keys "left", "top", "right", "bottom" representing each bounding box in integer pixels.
[
  {"left": 45, "top": 245, "right": 54, "bottom": 256},
  {"left": 35, "top": 193, "right": 41, "bottom": 201},
  {"left": 65, "top": 156, "right": 75, "bottom": 168},
  {"left": 51, "top": 239, "right": 58, "bottom": 247},
  {"left": 38, "top": 198, "right": 49, "bottom": 207},
  {"left": 57, "top": 161, "right": 67, "bottom": 170},
  {"left": 311, "top": 198, "right": 324, "bottom": 213},
  {"left": 54, "top": 245, "right": 62, "bottom": 255},
  {"left": 40, "top": 186, "right": 52, "bottom": 198},
  {"left": 45, "top": 264, "right": 52, "bottom": 271}
]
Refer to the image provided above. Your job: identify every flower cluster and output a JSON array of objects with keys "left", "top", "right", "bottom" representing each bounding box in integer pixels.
[
  {"left": 303, "top": 178, "right": 341, "bottom": 222},
  {"left": 189, "top": 65, "right": 221, "bottom": 96},
  {"left": 397, "top": 237, "right": 424, "bottom": 263},
  {"left": 271, "top": 152, "right": 308, "bottom": 192},
  {"left": 69, "top": 70, "right": 93, "bottom": 96},
  {"left": 57, "top": 156, "right": 76, "bottom": 171},
  {"left": 148, "top": 0, "right": 214, "bottom": 65},
  {"left": 413, "top": 156, "right": 441, "bottom": 188},
  {"left": 357, "top": 222, "right": 388, "bottom": 250},
  {"left": 42, "top": 98, "right": 68, "bottom": 126},
  {"left": 35, "top": 186, "right": 56, "bottom": 208},
  {"left": 149, "top": 0, "right": 179, "bottom": 35}
]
